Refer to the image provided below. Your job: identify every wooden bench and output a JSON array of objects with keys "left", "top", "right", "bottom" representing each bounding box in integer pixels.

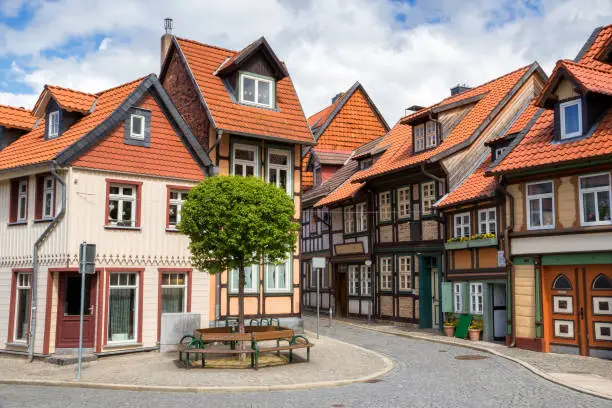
[
  {"left": 251, "top": 331, "right": 314, "bottom": 369},
  {"left": 178, "top": 333, "right": 255, "bottom": 368}
]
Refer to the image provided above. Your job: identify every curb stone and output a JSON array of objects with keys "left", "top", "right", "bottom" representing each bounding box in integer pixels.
[
  {"left": 334, "top": 320, "right": 612, "bottom": 401},
  {"left": 0, "top": 332, "right": 394, "bottom": 394}
]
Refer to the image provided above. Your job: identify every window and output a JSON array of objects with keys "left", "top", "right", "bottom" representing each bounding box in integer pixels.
[
  {"left": 107, "top": 184, "right": 137, "bottom": 227},
  {"left": 360, "top": 158, "right": 373, "bottom": 170},
  {"left": 470, "top": 282, "right": 483, "bottom": 315},
  {"left": 454, "top": 212, "right": 470, "bottom": 238},
  {"left": 399, "top": 256, "right": 411, "bottom": 291},
  {"left": 414, "top": 124, "right": 425, "bottom": 152},
  {"left": 356, "top": 202, "right": 367, "bottom": 232},
  {"left": 48, "top": 111, "right": 59, "bottom": 138},
  {"left": 453, "top": 282, "right": 463, "bottom": 313},
  {"left": 379, "top": 191, "right": 391, "bottom": 222},
  {"left": 579, "top": 173, "right": 611, "bottom": 226},
  {"left": 552, "top": 274, "right": 572, "bottom": 290},
  {"left": 313, "top": 163, "right": 322, "bottom": 186},
  {"left": 13, "top": 272, "right": 30, "bottom": 342},
  {"left": 239, "top": 72, "right": 274, "bottom": 108},
  {"left": 265, "top": 258, "right": 291, "bottom": 292},
  {"left": 425, "top": 121, "right": 437, "bottom": 148},
  {"left": 230, "top": 265, "right": 259, "bottom": 294},
  {"left": 232, "top": 144, "right": 259, "bottom": 177},
  {"left": 17, "top": 179, "right": 28, "bottom": 222},
  {"left": 560, "top": 99, "right": 582, "bottom": 139},
  {"left": 349, "top": 266, "right": 359, "bottom": 296},
  {"left": 267, "top": 149, "right": 291, "bottom": 195},
  {"left": 344, "top": 206, "right": 355, "bottom": 234},
  {"left": 593, "top": 274, "right": 612, "bottom": 290},
  {"left": 161, "top": 273, "right": 187, "bottom": 314},
  {"left": 478, "top": 208, "right": 496, "bottom": 235},
  {"left": 168, "top": 189, "right": 188, "bottom": 229},
  {"left": 526, "top": 181, "right": 554, "bottom": 230},
  {"left": 42, "top": 176, "right": 54, "bottom": 219},
  {"left": 380, "top": 257, "right": 392, "bottom": 290},
  {"left": 397, "top": 187, "right": 411, "bottom": 219},
  {"left": 421, "top": 182, "right": 436, "bottom": 216},
  {"left": 129, "top": 114, "right": 145, "bottom": 140},
  {"left": 495, "top": 147, "right": 507, "bottom": 160},
  {"left": 310, "top": 267, "right": 328, "bottom": 289},
  {"left": 361, "top": 265, "right": 371, "bottom": 296},
  {"left": 108, "top": 272, "right": 138, "bottom": 343}
]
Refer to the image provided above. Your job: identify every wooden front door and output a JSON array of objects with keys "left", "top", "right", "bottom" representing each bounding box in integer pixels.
[
  {"left": 56, "top": 273, "right": 97, "bottom": 348},
  {"left": 335, "top": 266, "right": 348, "bottom": 317},
  {"left": 583, "top": 266, "right": 612, "bottom": 357}
]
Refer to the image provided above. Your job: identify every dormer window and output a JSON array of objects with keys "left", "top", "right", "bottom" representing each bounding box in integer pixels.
[
  {"left": 313, "top": 163, "right": 322, "bottom": 186},
  {"left": 495, "top": 147, "right": 507, "bottom": 160},
  {"left": 124, "top": 108, "right": 151, "bottom": 147},
  {"left": 48, "top": 111, "right": 60, "bottom": 139},
  {"left": 560, "top": 99, "right": 582, "bottom": 139},
  {"left": 239, "top": 72, "right": 274, "bottom": 108},
  {"left": 425, "top": 121, "right": 437, "bottom": 148},
  {"left": 360, "top": 158, "right": 373, "bottom": 170},
  {"left": 414, "top": 124, "right": 425, "bottom": 152},
  {"left": 130, "top": 114, "right": 145, "bottom": 140}
]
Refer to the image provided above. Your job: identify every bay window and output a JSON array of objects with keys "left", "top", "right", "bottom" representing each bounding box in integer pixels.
[
  {"left": 397, "top": 187, "right": 411, "bottom": 219},
  {"left": 454, "top": 212, "right": 470, "bottom": 238},
  {"left": 526, "top": 181, "right": 554, "bottom": 230},
  {"left": 239, "top": 72, "right": 274, "bottom": 108},
  {"left": 478, "top": 208, "right": 497, "bottom": 235},
  {"left": 265, "top": 258, "right": 291, "bottom": 293},
  {"left": 13, "top": 272, "right": 30, "bottom": 342},
  {"left": 108, "top": 272, "right": 138, "bottom": 343},
  {"left": 356, "top": 202, "right": 367, "bottom": 232},
  {"left": 230, "top": 265, "right": 259, "bottom": 294},
  {"left": 267, "top": 148, "right": 292, "bottom": 195},
  {"left": 161, "top": 273, "right": 187, "bottom": 313},
  {"left": 579, "top": 173, "right": 611, "bottom": 226},
  {"left": 380, "top": 257, "right": 392, "bottom": 291},
  {"left": 399, "top": 256, "right": 411, "bottom": 291},
  {"left": 232, "top": 144, "right": 259, "bottom": 177},
  {"left": 379, "top": 191, "right": 391, "bottom": 222}
]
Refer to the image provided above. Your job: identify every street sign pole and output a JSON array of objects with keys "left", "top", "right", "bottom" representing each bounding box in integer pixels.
[{"left": 76, "top": 243, "right": 86, "bottom": 381}]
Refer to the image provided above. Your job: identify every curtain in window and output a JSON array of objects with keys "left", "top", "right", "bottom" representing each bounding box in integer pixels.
[
  {"left": 109, "top": 288, "right": 135, "bottom": 342},
  {"left": 16, "top": 289, "right": 30, "bottom": 340},
  {"left": 162, "top": 288, "right": 184, "bottom": 313}
]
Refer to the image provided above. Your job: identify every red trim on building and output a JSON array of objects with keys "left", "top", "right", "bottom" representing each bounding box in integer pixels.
[
  {"left": 104, "top": 178, "right": 143, "bottom": 228},
  {"left": 7, "top": 268, "right": 33, "bottom": 345},
  {"left": 34, "top": 173, "right": 56, "bottom": 221},
  {"left": 103, "top": 268, "right": 144, "bottom": 346},
  {"left": 157, "top": 268, "right": 193, "bottom": 340},
  {"left": 42, "top": 270, "right": 54, "bottom": 354},
  {"left": 165, "top": 185, "right": 191, "bottom": 229},
  {"left": 8, "top": 177, "right": 28, "bottom": 224}
]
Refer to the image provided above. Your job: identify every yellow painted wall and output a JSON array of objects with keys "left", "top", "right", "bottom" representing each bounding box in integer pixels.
[{"left": 514, "top": 265, "right": 536, "bottom": 339}]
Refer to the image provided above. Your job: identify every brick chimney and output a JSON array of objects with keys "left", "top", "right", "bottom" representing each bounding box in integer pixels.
[
  {"left": 331, "top": 92, "right": 343, "bottom": 104},
  {"left": 450, "top": 83, "right": 471, "bottom": 96},
  {"left": 161, "top": 18, "right": 174, "bottom": 68}
]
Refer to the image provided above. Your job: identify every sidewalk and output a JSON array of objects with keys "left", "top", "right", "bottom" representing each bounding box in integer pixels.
[
  {"left": 327, "top": 315, "right": 612, "bottom": 400},
  {"left": 0, "top": 331, "right": 392, "bottom": 392}
]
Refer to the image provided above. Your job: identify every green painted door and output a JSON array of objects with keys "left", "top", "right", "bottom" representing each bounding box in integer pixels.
[{"left": 419, "top": 256, "right": 432, "bottom": 329}]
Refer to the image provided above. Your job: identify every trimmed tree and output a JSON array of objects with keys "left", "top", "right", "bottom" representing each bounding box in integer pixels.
[{"left": 178, "top": 175, "right": 298, "bottom": 333}]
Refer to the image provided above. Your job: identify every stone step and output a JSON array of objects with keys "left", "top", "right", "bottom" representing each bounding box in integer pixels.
[{"left": 46, "top": 353, "right": 98, "bottom": 366}]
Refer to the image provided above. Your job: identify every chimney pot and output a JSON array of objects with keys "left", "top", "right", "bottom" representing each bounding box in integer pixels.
[
  {"left": 450, "top": 83, "right": 471, "bottom": 96},
  {"left": 164, "top": 18, "right": 173, "bottom": 34},
  {"left": 161, "top": 18, "right": 174, "bottom": 69}
]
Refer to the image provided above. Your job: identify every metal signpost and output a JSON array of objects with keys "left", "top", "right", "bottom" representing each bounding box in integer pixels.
[
  {"left": 77, "top": 242, "right": 96, "bottom": 381},
  {"left": 312, "top": 257, "right": 326, "bottom": 339}
]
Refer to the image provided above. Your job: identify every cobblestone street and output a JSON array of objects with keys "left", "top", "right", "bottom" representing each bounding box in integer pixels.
[{"left": 1, "top": 316, "right": 611, "bottom": 407}]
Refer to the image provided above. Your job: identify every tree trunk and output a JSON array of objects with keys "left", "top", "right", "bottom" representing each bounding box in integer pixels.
[{"left": 238, "top": 264, "right": 245, "bottom": 334}]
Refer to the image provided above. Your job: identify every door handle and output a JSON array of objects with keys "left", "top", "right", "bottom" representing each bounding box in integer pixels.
[{"left": 89, "top": 304, "right": 95, "bottom": 315}]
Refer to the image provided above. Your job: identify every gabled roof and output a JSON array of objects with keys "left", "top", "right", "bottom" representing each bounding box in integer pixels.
[
  {"left": 310, "top": 148, "right": 352, "bottom": 166},
  {"left": 216, "top": 37, "right": 288, "bottom": 79},
  {"left": 160, "top": 37, "right": 313, "bottom": 145},
  {"left": 0, "top": 104, "right": 36, "bottom": 130},
  {"left": 32, "top": 85, "right": 97, "bottom": 116},
  {"left": 490, "top": 25, "right": 612, "bottom": 175},
  {"left": 436, "top": 155, "right": 496, "bottom": 209},
  {"left": 0, "top": 74, "right": 212, "bottom": 174},
  {"left": 354, "top": 63, "right": 543, "bottom": 182}
]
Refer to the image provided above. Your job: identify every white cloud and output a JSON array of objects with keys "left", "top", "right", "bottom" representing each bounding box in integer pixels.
[{"left": 0, "top": 0, "right": 610, "bottom": 124}]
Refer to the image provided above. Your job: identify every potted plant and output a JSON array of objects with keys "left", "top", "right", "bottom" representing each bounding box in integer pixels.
[
  {"left": 443, "top": 313, "right": 456, "bottom": 337},
  {"left": 468, "top": 232, "right": 498, "bottom": 248},
  {"left": 468, "top": 316, "right": 483, "bottom": 341},
  {"left": 444, "top": 235, "right": 469, "bottom": 250}
]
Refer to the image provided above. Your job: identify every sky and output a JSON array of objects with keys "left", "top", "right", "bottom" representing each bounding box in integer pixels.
[{"left": 0, "top": 0, "right": 610, "bottom": 125}]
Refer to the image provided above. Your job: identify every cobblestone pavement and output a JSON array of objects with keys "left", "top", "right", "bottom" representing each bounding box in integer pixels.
[{"left": 1, "top": 317, "right": 611, "bottom": 408}]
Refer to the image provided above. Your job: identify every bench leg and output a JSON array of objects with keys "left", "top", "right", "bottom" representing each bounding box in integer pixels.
[
  {"left": 202, "top": 353, "right": 205, "bottom": 368},
  {"left": 250, "top": 353, "right": 254, "bottom": 368},
  {"left": 276, "top": 340, "right": 280, "bottom": 356},
  {"left": 307, "top": 347, "right": 310, "bottom": 362},
  {"left": 289, "top": 349, "right": 293, "bottom": 363},
  {"left": 186, "top": 352, "right": 190, "bottom": 366},
  {"left": 179, "top": 351, "right": 182, "bottom": 362}
]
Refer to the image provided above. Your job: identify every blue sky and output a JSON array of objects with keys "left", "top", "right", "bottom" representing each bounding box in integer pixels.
[{"left": 0, "top": 0, "right": 609, "bottom": 123}]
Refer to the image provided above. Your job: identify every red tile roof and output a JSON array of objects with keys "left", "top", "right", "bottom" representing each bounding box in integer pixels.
[
  {"left": 486, "top": 102, "right": 540, "bottom": 145},
  {"left": 47, "top": 85, "right": 97, "bottom": 113},
  {"left": 491, "top": 25, "right": 612, "bottom": 175},
  {"left": 308, "top": 95, "right": 342, "bottom": 128},
  {"left": 436, "top": 155, "right": 496, "bottom": 208},
  {"left": 315, "top": 170, "right": 365, "bottom": 207},
  {"left": 354, "top": 64, "right": 538, "bottom": 182},
  {"left": 0, "top": 104, "right": 35, "bottom": 130},
  {"left": 173, "top": 37, "right": 313, "bottom": 145}
]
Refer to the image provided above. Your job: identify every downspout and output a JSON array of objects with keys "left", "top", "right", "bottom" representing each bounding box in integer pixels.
[
  {"left": 207, "top": 129, "right": 223, "bottom": 156},
  {"left": 29, "top": 161, "right": 66, "bottom": 361},
  {"left": 497, "top": 176, "right": 515, "bottom": 347}
]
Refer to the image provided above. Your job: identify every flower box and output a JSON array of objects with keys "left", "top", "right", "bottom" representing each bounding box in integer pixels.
[
  {"left": 444, "top": 241, "right": 468, "bottom": 250},
  {"left": 468, "top": 237, "right": 498, "bottom": 248}
]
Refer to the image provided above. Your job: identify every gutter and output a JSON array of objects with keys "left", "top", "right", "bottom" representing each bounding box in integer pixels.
[
  {"left": 496, "top": 176, "right": 515, "bottom": 347},
  {"left": 29, "top": 161, "right": 66, "bottom": 361}
]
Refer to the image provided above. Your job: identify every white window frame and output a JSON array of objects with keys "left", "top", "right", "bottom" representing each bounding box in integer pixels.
[
  {"left": 229, "top": 265, "right": 259, "bottom": 294},
  {"left": 108, "top": 184, "right": 137, "bottom": 227},
  {"left": 579, "top": 172, "right": 612, "bottom": 226},
  {"left": 478, "top": 207, "right": 497, "bottom": 235},
  {"left": 398, "top": 256, "right": 411, "bottom": 291},
  {"left": 160, "top": 273, "right": 187, "bottom": 313},
  {"left": 13, "top": 272, "right": 30, "bottom": 342},
  {"left": 239, "top": 72, "right": 274, "bottom": 108},
  {"left": 560, "top": 99, "right": 583, "bottom": 140},
  {"left": 453, "top": 282, "right": 462, "bottom": 313},
  {"left": 348, "top": 265, "right": 359, "bottom": 296},
  {"left": 425, "top": 121, "right": 437, "bottom": 148},
  {"left": 17, "top": 179, "right": 28, "bottom": 222},
  {"left": 397, "top": 187, "right": 411, "bottom": 219},
  {"left": 265, "top": 258, "right": 291, "bottom": 293},
  {"left": 343, "top": 206, "right": 355, "bottom": 234},
  {"left": 360, "top": 265, "right": 371, "bottom": 296},
  {"left": 379, "top": 191, "right": 391, "bottom": 222},
  {"left": 107, "top": 272, "right": 139, "bottom": 344},
  {"left": 414, "top": 124, "right": 425, "bottom": 152},
  {"left": 470, "top": 282, "right": 484, "bottom": 315},
  {"left": 380, "top": 257, "right": 392, "bottom": 291},
  {"left": 267, "top": 148, "right": 292, "bottom": 195},
  {"left": 356, "top": 202, "right": 367, "bottom": 232},
  {"left": 495, "top": 147, "right": 507, "bottom": 159},
  {"left": 232, "top": 143, "right": 259, "bottom": 177},
  {"left": 48, "top": 110, "right": 59, "bottom": 138},
  {"left": 454, "top": 212, "right": 471, "bottom": 238},
  {"left": 42, "top": 175, "right": 54, "bottom": 219},
  {"left": 129, "top": 114, "right": 146, "bottom": 140},
  {"left": 168, "top": 189, "right": 188, "bottom": 229},
  {"left": 526, "top": 180, "right": 555, "bottom": 230},
  {"left": 421, "top": 182, "right": 436, "bottom": 216}
]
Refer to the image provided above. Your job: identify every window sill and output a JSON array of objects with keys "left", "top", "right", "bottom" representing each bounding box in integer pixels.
[
  {"left": 6, "top": 342, "right": 27, "bottom": 348},
  {"left": 7, "top": 221, "right": 27, "bottom": 227},
  {"left": 104, "top": 342, "right": 143, "bottom": 350},
  {"left": 165, "top": 228, "right": 181, "bottom": 233},
  {"left": 228, "top": 292, "right": 259, "bottom": 297},
  {"left": 104, "top": 225, "right": 141, "bottom": 231},
  {"left": 580, "top": 221, "right": 612, "bottom": 227},
  {"left": 33, "top": 218, "right": 54, "bottom": 223},
  {"left": 264, "top": 291, "right": 293, "bottom": 296}
]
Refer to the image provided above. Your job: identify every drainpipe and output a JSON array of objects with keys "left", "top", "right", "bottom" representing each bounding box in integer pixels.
[
  {"left": 497, "top": 176, "right": 515, "bottom": 347},
  {"left": 28, "top": 161, "right": 66, "bottom": 361},
  {"left": 207, "top": 129, "right": 223, "bottom": 156}
]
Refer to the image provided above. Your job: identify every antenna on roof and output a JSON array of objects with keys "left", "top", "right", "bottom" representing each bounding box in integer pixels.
[{"left": 164, "top": 18, "right": 173, "bottom": 34}]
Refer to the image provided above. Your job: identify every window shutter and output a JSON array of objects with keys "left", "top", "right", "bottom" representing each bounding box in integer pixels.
[
  {"left": 34, "top": 175, "right": 43, "bottom": 220},
  {"left": 9, "top": 179, "right": 18, "bottom": 223},
  {"left": 441, "top": 282, "right": 453, "bottom": 313},
  {"left": 462, "top": 283, "right": 470, "bottom": 314}
]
